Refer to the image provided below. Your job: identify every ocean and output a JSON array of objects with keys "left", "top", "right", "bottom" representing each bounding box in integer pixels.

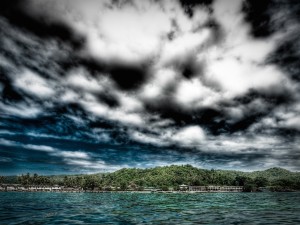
[{"left": 0, "top": 192, "right": 299, "bottom": 224}]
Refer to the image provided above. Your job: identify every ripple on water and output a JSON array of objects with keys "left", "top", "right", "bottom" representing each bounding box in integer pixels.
[{"left": 0, "top": 192, "right": 300, "bottom": 225}]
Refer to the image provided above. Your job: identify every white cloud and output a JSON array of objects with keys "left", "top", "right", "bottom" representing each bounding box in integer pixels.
[
  {"left": 191, "top": 0, "right": 291, "bottom": 99},
  {"left": 91, "top": 1, "right": 171, "bottom": 63},
  {"left": 0, "top": 139, "right": 56, "bottom": 152},
  {"left": 117, "top": 93, "right": 144, "bottom": 112},
  {"left": 213, "top": 0, "right": 249, "bottom": 44},
  {"left": 206, "top": 58, "right": 286, "bottom": 96},
  {"left": 130, "top": 131, "right": 169, "bottom": 147},
  {"left": 141, "top": 68, "right": 176, "bottom": 99},
  {"left": 79, "top": 93, "right": 144, "bottom": 126},
  {"left": 202, "top": 133, "right": 287, "bottom": 156},
  {"left": 28, "top": 0, "right": 174, "bottom": 63},
  {"left": 0, "top": 138, "right": 19, "bottom": 146},
  {"left": 275, "top": 107, "right": 300, "bottom": 131},
  {"left": 0, "top": 102, "right": 42, "bottom": 118},
  {"left": 14, "top": 70, "right": 55, "bottom": 98},
  {"left": 130, "top": 125, "right": 206, "bottom": 147},
  {"left": 281, "top": 116, "right": 300, "bottom": 131},
  {"left": 66, "top": 68, "right": 105, "bottom": 93},
  {"left": 110, "top": 111, "right": 144, "bottom": 126},
  {"left": 25, "top": 144, "right": 56, "bottom": 153},
  {"left": 159, "top": 28, "right": 211, "bottom": 65},
  {"left": 64, "top": 158, "right": 122, "bottom": 171},
  {"left": 247, "top": 102, "right": 300, "bottom": 132},
  {"left": 171, "top": 126, "right": 206, "bottom": 146},
  {"left": 25, "top": 0, "right": 212, "bottom": 65},
  {"left": 175, "top": 78, "right": 220, "bottom": 108},
  {"left": 60, "top": 90, "right": 80, "bottom": 103},
  {"left": 80, "top": 95, "right": 109, "bottom": 116},
  {"left": 54, "top": 151, "right": 90, "bottom": 159}
]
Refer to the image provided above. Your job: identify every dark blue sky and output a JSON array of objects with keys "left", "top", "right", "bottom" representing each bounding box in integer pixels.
[{"left": 0, "top": 0, "right": 300, "bottom": 175}]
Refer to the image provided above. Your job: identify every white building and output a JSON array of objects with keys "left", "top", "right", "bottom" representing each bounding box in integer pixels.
[{"left": 189, "top": 186, "right": 243, "bottom": 192}]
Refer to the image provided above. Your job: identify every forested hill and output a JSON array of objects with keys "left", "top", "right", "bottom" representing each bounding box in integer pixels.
[
  {"left": 101, "top": 165, "right": 300, "bottom": 190},
  {"left": 248, "top": 167, "right": 297, "bottom": 180},
  {"left": 1, "top": 165, "right": 300, "bottom": 191}
]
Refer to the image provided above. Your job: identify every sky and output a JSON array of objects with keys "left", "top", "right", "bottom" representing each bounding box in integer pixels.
[{"left": 0, "top": 0, "right": 299, "bottom": 175}]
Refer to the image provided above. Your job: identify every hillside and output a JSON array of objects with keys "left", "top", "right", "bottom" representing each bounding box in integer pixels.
[
  {"left": 101, "top": 165, "right": 300, "bottom": 190},
  {"left": 250, "top": 167, "right": 298, "bottom": 180}
]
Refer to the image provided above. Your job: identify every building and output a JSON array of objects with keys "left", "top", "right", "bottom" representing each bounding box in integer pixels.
[
  {"left": 52, "top": 185, "right": 62, "bottom": 191},
  {"left": 143, "top": 187, "right": 160, "bottom": 192},
  {"left": 179, "top": 184, "right": 189, "bottom": 191},
  {"left": 189, "top": 186, "right": 243, "bottom": 192},
  {"left": 0, "top": 184, "right": 72, "bottom": 192},
  {"left": 17, "top": 186, "right": 28, "bottom": 191},
  {"left": 6, "top": 184, "right": 20, "bottom": 191},
  {"left": 188, "top": 186, "right": 207, "bottom": 192}
]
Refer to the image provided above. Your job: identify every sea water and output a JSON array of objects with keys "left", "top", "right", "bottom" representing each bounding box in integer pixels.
[{"left": 0, "top": 192, "right": 300, "bottom": 224}]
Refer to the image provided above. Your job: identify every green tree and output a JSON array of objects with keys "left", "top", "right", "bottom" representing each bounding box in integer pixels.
[
  {"left": 235, "top": 175, "right": 248, "bottom": 186},
  {"left": 120, "top": 181, "right": 128, "bottom": 191},
  {"left": 243, "top": 182, "right": 256, "bottom": 192},
  {"left": 0, "top": 176, "right": 4, "bottom": 184},
  {"left": 160, "top": 185, "right": 169, "bottom": 191},
  {"left": 254, "top": 176, "right": 268, "bottom": 187},
  {"left": 83, "top": 175, "right": 99, "bottom": 190},
  {"left": 33, "top": 173, "right": 39, "bottom": 185}
]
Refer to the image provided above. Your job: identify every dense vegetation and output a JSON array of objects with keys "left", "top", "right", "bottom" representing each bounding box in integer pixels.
[{"left": 1, "top": 165, "right": 300, "bottom": 192}]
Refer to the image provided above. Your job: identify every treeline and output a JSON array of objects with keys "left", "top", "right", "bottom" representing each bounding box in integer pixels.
[
  {"left": 14, "top": 173, "right": 103, "bottom": 191},
  {"left": 1, "top": 165, "right": 300, "bottom": 192}
]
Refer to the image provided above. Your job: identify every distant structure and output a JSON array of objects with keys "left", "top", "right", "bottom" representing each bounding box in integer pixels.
[
  {"left": 189, "top": 186, "right": 243, "bottom": 192},
  {"left": 0, "top": 184, "right": 64, "bottom": 192},
  {"left": 179, "top": 184, "right": 189, "bottom": 191},
  {"left": 144, "top": 187, "right": 160, "bottom": 192}
]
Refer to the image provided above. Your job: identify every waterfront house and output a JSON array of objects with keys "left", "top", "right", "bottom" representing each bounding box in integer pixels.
[
  {"left": 52, "top": 185, "right": 62, "bottom": 191},
  {"left": 6, "top": 184, "right": 18, "bottom": 191},
  {"left": 29, "top": 186, "right": 37, "bottom": 191},
  {"left": 144, "top": 187, "right": 159, "bottom": 192},
  {"left": 17, "top": 186, "right": 28, "bottom": 191},
  {"left": 63, "top": 187, "right": 81, "bottom": 192},
  {"left": 179, "top": 184, "right": 189, "bottom": 191},
  {"left": 189, "top": 185, "right": 243, "bottom": 192},
  {"left": 188, "top": 186, "right": 207, "bottom": 192},
  {"left": 0, "top": 185, "right": 5, "bottom": 191},
  {"left": 103, "top": 186, "right": 116, "bottom": 191},
  {"left": 0, "top": 184, "right": 19, "bottom": 191}
]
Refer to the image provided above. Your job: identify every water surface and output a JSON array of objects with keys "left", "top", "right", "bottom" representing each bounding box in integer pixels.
[{"left": 0, "top": 192, "right": 299, "bottom": 224}]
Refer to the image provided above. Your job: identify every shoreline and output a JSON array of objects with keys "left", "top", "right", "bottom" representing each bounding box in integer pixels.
[
  {"left": 0, "top": 190, "right": 243, "bottom": 193},
  {"left": 1, "top": 190, "right": 298, "bottom": 193}
]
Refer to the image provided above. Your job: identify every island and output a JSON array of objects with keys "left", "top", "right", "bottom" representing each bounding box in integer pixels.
[{"left": 1, "top": 165, "right": 299, "bottom": 193}]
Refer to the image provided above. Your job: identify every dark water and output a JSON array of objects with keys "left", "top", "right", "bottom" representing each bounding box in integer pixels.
[{"left": 0, "top": 192, "right": 300, "bottom": 225}]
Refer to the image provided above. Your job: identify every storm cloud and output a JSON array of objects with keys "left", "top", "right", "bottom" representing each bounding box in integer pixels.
[{"left": 0, "top": 0, "right": 299, "bottom": 174}]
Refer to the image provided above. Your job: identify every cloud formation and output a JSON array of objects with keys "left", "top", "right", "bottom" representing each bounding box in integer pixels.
[{"left": 0, "top": 0, "right": 299, "bottom": 174}]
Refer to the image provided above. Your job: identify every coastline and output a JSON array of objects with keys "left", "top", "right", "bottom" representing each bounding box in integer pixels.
[
  {"left": 1, "top": 184, "right": 298, "bottom": 193},
  {"left": 0, "top": 184, "right": 245, "bottom": 193},
  {"left": 0, "top": 190, "right": 243, "bottom": 193},
  {"left": 1, "top": 190, "right": 298, "bottom": 193}
]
